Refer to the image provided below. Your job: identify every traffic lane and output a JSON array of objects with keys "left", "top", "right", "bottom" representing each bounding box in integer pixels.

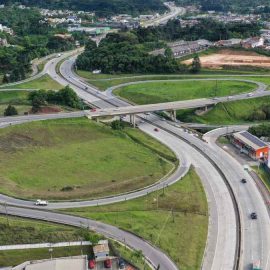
[
  {"left": 170, "top": 123, "right": 270, "bottom": 270},
  {"left": 0, "top": 206, "right": 178, "bottom": 270},
  {"left": 203, "top": 127, "right": 270, "bottom": 269},
  {"left": 140, "top": 121, "right": 237, "bottom": 270}
]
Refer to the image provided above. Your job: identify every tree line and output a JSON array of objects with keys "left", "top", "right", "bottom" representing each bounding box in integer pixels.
[
  {"left": 0, "top": 7, "right": 77, "bottom": 83},
  {"left": 0, "top": 0, "right": 166, "bottom": 17}
]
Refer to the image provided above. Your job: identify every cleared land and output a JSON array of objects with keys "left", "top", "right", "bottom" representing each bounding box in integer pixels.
[
  {"left": 177, "top": 96, "right": 270, "bottom": 124},
  {"left": 0, "top": 215, "right": 93, "bottom": 267},
  {"left": 184, "top": 49, "right": 270, "bottom": 69},
  {"left": 64, "top": 168, "right": 208, "bottom": 270},
  {"left": 0, "top": 75, "right": 62, "bottom": 90},
  {"left": 114, "top": 80, "right": 255, "bottom": 104},
  {"left": 0, "top": 246, "right": 90, "bottom": 267},
  {"left": 0, "top": 91, "right": 29, "bottom": 104},
  {"left": 0, "top": 117, "right": 175, "bottom": 200}
]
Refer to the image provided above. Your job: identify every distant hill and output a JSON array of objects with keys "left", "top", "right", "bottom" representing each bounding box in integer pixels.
[
  {"left": 0, "top": 0, "right": 167, "bottom": 16},
  {"left": 176, "top": 0, "right": 270, "bottom": 13}
]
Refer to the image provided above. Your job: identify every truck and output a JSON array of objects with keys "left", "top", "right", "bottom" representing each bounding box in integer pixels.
[
  {"left": 35, "top": 199, "right": 48, "bottom": 206},
  {"left": 252, "top": 260, "right": 262, "bottom": 270}
]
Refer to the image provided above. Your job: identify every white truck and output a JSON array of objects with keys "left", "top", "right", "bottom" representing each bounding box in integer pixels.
[{"left": 35, "top": 199, "right": 48, "bottom": 206}]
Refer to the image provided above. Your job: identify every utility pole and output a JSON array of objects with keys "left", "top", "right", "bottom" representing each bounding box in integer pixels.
[
  {"left": 4, "top": 202, "right": 9, "bottom": 227},
  {"left": 171, "top": 208, "right": 175, "bottom": 223}
]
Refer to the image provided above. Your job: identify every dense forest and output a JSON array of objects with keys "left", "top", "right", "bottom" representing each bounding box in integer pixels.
[
  {"left": 76, "top": 32, "right": 187, "bottom": 74},
  {"left": 77, "top": 18, "right": 261, "bottom": 74},
  {"left": 0, "top": 7, "right": 77, "bottom": 82},
  {"left": 176, "top": 0, "right": 270, "bottom": 13},
  {"left": 133, "top": 19, "right": 261, "bottom": 42},
  {"left": 0, "top": 0, "right": 166, "bottom": 16}
]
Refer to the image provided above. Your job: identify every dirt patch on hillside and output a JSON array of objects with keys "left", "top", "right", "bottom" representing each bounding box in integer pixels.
[
  {"left": 29, "top": 106, "right": 62, "bottom": 114},
  {"left": 183, "top": 49, "right": 270, "bottom": 68}
]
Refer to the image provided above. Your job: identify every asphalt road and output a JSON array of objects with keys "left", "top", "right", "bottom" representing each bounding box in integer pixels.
[
  {"left": 61, "top": 58, "right": 270, "bottom": 269},
  {"left": 203, "top": 127, "right": 270, "bottom": 270},
  {"left": 0, "top": 53, "right": 240, "bottom": 269},
  {"left": 142, "top": 4, "right": 185, "bottom": 27},
  {"left": 1, "top": 51, "right": 270, "bottom": 269}
]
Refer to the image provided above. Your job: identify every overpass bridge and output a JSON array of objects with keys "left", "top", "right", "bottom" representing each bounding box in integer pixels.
[{"left": 87, "top": 98, "right": 217, "bottom": 125}]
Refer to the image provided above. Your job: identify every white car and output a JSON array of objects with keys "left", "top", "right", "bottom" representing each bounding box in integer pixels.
[
  {"left": 247, "top": 93, "right": 254, "bottom": 97},
  {"left": 35, "top": 199, "right": 48, "bottom": 206}
]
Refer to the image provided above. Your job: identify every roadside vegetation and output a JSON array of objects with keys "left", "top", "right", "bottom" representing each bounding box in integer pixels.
[
  {"left": 178, "top": 96, "right": 270, "bottom": 124},
  {"left": 0, "top": 246, "right": 90, "bottom": 267},
  {"left": 114, "top": 80, "right": 255, "bottom": 104},
  {"left": 253, "top": 166, "right": 270, "bottom": 192},
  {"left": 0, "top": 215, "right": 98, "bottom": 267},
  {"left": 110, "top": 241, "right": 152, "bottom": 270},
  {"left": 63, "top": 167, "right": 208, "bottom": 270},
  {"left": 0, "top": 75, "right": 62, "bottom": 90},
  {"left": 0, "top": 117, "right": 176, "bottom": 200}
]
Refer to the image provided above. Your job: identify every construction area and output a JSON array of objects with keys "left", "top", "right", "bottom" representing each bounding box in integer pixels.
[{"left": 183, "top": 49, "right": 270, "bottom": 68}]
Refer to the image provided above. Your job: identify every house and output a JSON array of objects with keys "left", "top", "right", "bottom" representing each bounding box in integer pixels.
[
  {"left": 93, "top": 240, "right": 110, "bottom": 259},
  {"left": 230, "top": 131, "right": 269, "bottom": 160},
  {"left": 241, "top": 37, "right": 264, "bottom": 48},
  {"left": 0, "top": 38, "right": 8, "bottom": 46}
]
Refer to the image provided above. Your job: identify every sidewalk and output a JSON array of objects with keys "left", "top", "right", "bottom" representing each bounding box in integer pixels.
[{"left": 0, "top": 241, "right": 91, "bottom": 251}]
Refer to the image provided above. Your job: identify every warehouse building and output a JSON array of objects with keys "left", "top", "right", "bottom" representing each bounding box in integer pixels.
[{"left": 231, "top": 131, "right": 269, "bottom": 160}]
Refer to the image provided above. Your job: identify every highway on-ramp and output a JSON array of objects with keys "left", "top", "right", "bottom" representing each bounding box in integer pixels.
[{"left": 1, "top": 52, "right": 270, "bottom": 269}]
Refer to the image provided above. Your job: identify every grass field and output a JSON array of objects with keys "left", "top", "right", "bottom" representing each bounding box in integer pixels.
[
  {"left": 253, "top": 166, "right": 270, "bottom": 192},
  {"left": 0, "top": 246, "right": 91, "bottom": 267},
  {"left": 0, "top": 90, "right": 29, "bottom": 104},
  {"left": 63, "top": 167, "right": 208, "bottom": 270},
  {"left": 0, "top": 75, "right": 62, "bottom": 90},
  {"left": 0, "top": 117, "right": 175, "bottom": 200},
  {"left": 177, "top": 96, "right": 270, "bottom": 124},
  {"left": 0, "top": 215, "right": 93, "bottom": 266},
  {"left": 0, "top": 216, "right": 85, "bottom": 246},
  {"left": 114, "top": 80, "right": 255, "bottom": 105}
]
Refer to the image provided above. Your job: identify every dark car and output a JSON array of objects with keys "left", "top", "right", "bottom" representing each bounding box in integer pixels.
[
  {"left": 251, "top": 212, "right": 257, "bottom": 219},
  {"left": 118, "top": 258, "right": 126, "bottom": 269},
  {"left": 88, "top": 259, "right": 95, "bottom": 269},
  {"left": 241, "top": 178, "right": 247, "bottom": 184},
  {"left": 104, "top": 258, "right": 112, "bottom": 268},
  {"left": 154, "top": 128, "right": 159, "bottom": 132}
]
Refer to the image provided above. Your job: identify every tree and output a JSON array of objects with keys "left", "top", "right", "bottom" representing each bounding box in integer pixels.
[
  {"left": 4, "top": 104, "right": 18, "bottom": 116},
  {"left": 111, "top": 120, "right": 125, "bottom": 130},
  {"left": 164, "top": 47, "right": 173, "bottom": 58},
  {"left": 2, "top": 74, "right": 9, "bottom": 84},
  {"left": 191, "top": 55, "right": 201, "bottom": 73}
]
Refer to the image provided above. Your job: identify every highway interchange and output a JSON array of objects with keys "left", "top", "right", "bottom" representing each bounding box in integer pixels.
[{"left": 0, "top": 50, "right": 270, "bottom": 270}]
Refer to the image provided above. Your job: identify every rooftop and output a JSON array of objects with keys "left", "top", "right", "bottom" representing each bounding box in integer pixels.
[{"left": 233, "top": 131, "right": 269, "bottom": 150}]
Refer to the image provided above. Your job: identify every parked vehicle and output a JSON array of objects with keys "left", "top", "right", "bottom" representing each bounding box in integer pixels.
[
  {"left": 118, "top": 258, "right": 126, "bottom": 269},
  {"left": 104, "top": 258, "right": 112, "bottom": 268},
  {"left": 35, "top": 199, "right": 48, "bottom": 206},
  {"left": 250, "top": 212, "right": 257, "bottom": 219},
  {"left": 252, "top": 260, "right": 262, "bottom": 270},
  {"left": 88, "top": 259, "right": 95, "bottom": 269}
]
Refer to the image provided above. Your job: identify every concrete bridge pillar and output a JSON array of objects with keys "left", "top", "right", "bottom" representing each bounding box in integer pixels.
[
  {"left": 130, "top": 114, "right": 136, "bottom": 128},
  {"left": 170, "top": 110, "right": 177, "bottom": 122}
]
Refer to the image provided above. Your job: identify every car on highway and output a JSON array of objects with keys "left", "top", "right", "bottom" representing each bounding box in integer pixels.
[
  {"left": 88, "top": 259, "right": 95, "bottom": 269},
  {"left": 104, "top": 258, "right": 112, "bottom": 268},
  {"left": 250, "top": 212, "right": 257, "bottom": 219},
  {"left": 91, "top": 108, "right": 97, "bottom": 112},
  {"left": 35, "top": 199, "right": 48, "bottom": 206},
  {"left": 154, "top": 128, "right": 159, "bottom": 132},
  {"left": 241, "top": 178, "right": 247, "bottom": 184},
  {"left": 118, "top": 258, "right": 125, "bottom": 269},
  {"left": 228, "top": 96, "right": 233, "bottom": 99}
]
